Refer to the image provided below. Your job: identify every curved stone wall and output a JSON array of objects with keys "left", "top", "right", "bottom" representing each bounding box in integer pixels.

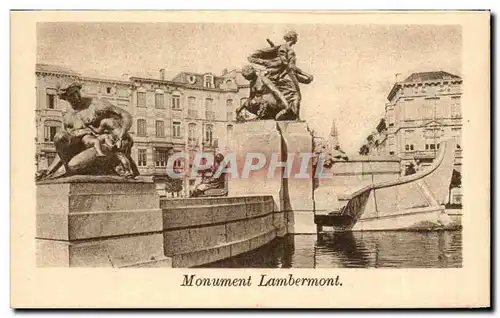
[{"left": 161, "top": 196, "right": 286, "bottom": 267}]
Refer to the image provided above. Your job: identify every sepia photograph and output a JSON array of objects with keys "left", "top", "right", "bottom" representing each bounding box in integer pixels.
[
  {"left": 34, "top": 21, "right": 464, "bottom": 269},
  {"left": 11, "top": 10, "right": 490, "bottom": 308}
]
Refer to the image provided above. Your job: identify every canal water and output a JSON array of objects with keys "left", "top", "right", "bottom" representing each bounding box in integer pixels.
[{"left": 200, "top": 231, "right": 462, "bottom": 268}]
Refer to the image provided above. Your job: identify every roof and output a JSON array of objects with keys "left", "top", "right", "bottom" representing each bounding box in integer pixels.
[
  {"left": 36, "top": 63, "right": 80, "bottom": 76},
  {"left": 387, "top": 70, "right": 462, "bottom": 101},
  {"left": 403, "top": 71, "right": 461, "bottom": 83}
]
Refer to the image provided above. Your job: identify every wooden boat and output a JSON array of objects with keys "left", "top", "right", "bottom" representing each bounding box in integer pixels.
[{"left": 315, "top": 139, "right": 457, "bottom": 231}]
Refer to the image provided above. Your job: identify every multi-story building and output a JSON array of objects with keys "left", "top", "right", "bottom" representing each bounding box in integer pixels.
[
  {"left": 129, "top": 69, "right": 249, "bottom": 196},
  {"left": 36, "top": 64, "right": 80, "bottom": 171},
  {"left": 363, "top": 71, "right": 463, "bottom": 204},
  {"left": 35, "top": 64, "right": 249, "bottom": 196}
]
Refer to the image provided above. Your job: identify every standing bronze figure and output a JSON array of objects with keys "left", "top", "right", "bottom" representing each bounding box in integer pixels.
[{"left": 247, "top": 30, "right": 314, "bottom": 120}]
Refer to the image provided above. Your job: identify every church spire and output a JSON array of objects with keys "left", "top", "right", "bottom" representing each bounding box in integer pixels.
[{"left": 328, "top": 119, "right": 339, "bottom": 149}]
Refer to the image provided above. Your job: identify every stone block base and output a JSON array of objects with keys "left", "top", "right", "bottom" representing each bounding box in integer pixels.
[
  {"left": 228, "top": 120, "right": 283, "bottom": 209},
  {"left": 36, "top": 177, "right": 169, "bottom": 268}
]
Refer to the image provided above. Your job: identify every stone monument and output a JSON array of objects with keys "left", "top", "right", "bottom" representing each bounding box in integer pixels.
[
  {"left": 35, "top": 82, "right": 167, "bottom": 267},
  {"left": 230, "top": 30, "right": 321, "bottom": 234}
]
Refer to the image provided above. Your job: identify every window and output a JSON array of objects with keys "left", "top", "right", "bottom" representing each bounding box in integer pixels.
[
  {"left": 205, "top": 98, "right": 215, "bottom": 120},
  {"left": 204, "top": 75, "right": 214, "bottom": 88},
  {"left": 137, "top": 119, "right": 147, "bottom": 137},
  {"left": 106, "top": 87, "right": 112, "bottom": 94},
  {"left": 46, "top": 93, "right": 55, "bottom": 109},
  {"left": 240, "top": 98, "right": 247, "bottom": 107},
  {"left": 187, "top": 97, "right": 197, "bottom": 118},
  {"left": 425, "top": 140, "right": 437, "bottom": 150},
  {"left": 138, "top": 149, "right": 147, "bottom": 167},
  {"left": 452, "top": 128, "right": 462, "bottom": 149},
  {"left": 404, "top": 130, "right": 415, "bottom": 152},
  {"left": 451, "top": 97, "right": 461, "bottom": 118},
  {"left": 423, "top": 98, "right": 435, "bottom": 120},
  {"left": 174, "top": 159, "right": 183, "bottom": 169},
  {"left": 435, "top": 98, "right": 448, "bottom": 119},
  {"left": 388, "top": 135, "right": 395, "bottom": 155},
  {"left": 424, "top": 128, "right": 441, "bottom": 151},
  {"left": 188, "top": 123, "right": 197, "bottom": 142},
  {"left": 173, "top": 121, "right": 181, "bottom": 138},
  {"left": 189, "top": 179, "right": 196, "bottom": 186},
  {"left": 188, "top": 96, "right": 196, "bottom": 109},
  {"left": 205, "top": 98, "right": 213, "bottom": 110},
  {"left": 227, "top": 125, "right": 233, "bottom": 142},
  {"left": 46, "top": 153, "right": 56, "bottom": 166},
  {"left": 137, "top": 92, "right": 146, "bottom": 107},
  {"left": 226, "top": 99, "right": 234, "bottom": 121},
  {"left": 155, "top": 93, "right": 164, "bottom": 109},
  {"left": 205, "top": 124, "right": 213, "bottom": 144},
  {"left": 172, "top": 94, "right": 181, "bottom": 109},
  {"left": 154, "top": 149, "right": 167, "bottom": 167},
  {"left": 386, "top": 109, "right": 394, "bottom": 127},
  {"left": 155, "top": 120, "right": 165, "bottom": 137},
  {"left": 44, "top": 124, "right": 60, "bottom": 142},
  {"left": 403, "top": 99, "right": 418, "bottom": 121}
]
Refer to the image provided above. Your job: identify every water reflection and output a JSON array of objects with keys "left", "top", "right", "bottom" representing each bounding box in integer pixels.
[{"left": 201, "top": 231, "right": 462, "bottom": 268}]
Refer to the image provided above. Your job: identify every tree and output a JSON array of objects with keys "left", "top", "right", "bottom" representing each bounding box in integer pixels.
[
  {"left": 447, "top": 169, "right": 462, "bottom": 207},
  {"left": 376, "top": 118, "right": 387, "bottom": 133},
  {"left": 359, "top": 144, "right": 369, "bottom": 155},
  {"left": 449, "top": 169, "right": 462, "bottom": 189}
]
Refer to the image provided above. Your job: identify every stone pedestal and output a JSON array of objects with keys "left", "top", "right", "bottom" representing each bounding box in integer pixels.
[
  {"left": 314, "top": 166, "right": 342, "bottom": 216},
  {"left": 228, "top": 121, "right": 283, "bottom": 210},
  {"left": 277, "top": 121, "right": 315, "bottom": 234},
  {"left": 36, "top": 176, "right": 170, "bottom": 268}
]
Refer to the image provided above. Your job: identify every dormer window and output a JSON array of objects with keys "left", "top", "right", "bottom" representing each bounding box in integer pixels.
[{"left": 204, "top": 74, "right": 214, "bottom": 88}]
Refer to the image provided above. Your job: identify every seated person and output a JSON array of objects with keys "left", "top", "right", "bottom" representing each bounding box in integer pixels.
[{"left": 191, "top": 154, "right": 227, "bottom": 197}]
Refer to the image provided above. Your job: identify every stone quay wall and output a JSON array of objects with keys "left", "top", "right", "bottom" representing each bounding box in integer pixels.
[{"left": 161, "top": 196, "right": 285, "bottom": 267}]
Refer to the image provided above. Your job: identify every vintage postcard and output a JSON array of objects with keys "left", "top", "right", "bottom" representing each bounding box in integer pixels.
[{"left": 11, "top": 11, "right": 490, "bottom": 308}]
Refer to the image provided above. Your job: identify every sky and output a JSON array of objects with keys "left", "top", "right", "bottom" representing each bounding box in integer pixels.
[{"left": 37, "top": 22, "right": 461, "bottom": 154}]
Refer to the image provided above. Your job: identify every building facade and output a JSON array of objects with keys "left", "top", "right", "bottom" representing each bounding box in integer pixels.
[
  {"left": 129, "top": 69, "right": 249, "bottom": 196},
  {"left": 363, "top": 71, "right": 463, "bottom": 205},
  {"left": 35, "top": 64, "right": 249, "bottom": 196}
]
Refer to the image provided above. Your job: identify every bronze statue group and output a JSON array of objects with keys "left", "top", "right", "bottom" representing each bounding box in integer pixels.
[
  {"left": 236, "top": 30, "right": 313, "bottom": 122},
  {"left": 36, "top": 30, "right": 313, "bottom": 193}
]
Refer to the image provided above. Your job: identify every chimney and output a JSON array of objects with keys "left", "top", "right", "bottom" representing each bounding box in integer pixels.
[
  {"left": 221, "top": 68, "right": 228, "bottom": 76},
  {"left": 159, "top": 69, "right": 166, "bottom": 81},
  {"left": 395, "top": 73, "right": 402, "bottom": 82}
]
